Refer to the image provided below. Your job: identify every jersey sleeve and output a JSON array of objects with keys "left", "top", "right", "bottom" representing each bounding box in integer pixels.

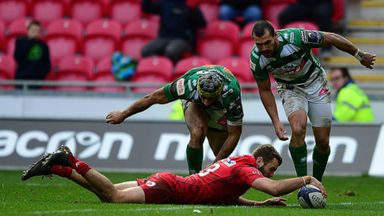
[
  {"left": 298, "top": 28, "right": 324, "bottom": 48},
  {"left": 249, "top": 50, "right": 269, "bottom": 81},
  {"left": 226, "top": 94, "right": 244, "bottom": 126}
]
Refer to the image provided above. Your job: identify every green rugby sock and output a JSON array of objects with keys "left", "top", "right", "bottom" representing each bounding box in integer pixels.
[
  {"left": 313, "top": 147, "right": 330, "bottom": 182},
  {"left": 289, "top": 144, "right": 307, "bottom": 177},
  {"left": 186, "top": 146, "right": 203, "bottom": 175}
]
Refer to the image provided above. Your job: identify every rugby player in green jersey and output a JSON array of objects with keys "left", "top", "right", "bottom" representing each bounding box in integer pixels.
[
  {"left": 106, "top": 65, "right": 244, "bottom": 174},
  {"left": 249, "top": 20, "right": 376, "bottom": 181}
]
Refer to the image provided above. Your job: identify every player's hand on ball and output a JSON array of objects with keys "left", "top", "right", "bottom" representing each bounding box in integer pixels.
[
  {"left": 105, "top": 110, "right": 126, "bottom": 124},
  {"left": 263, "top": 197, "right": 287, "bottom": 206},
  {"left": 309, "top": 177, "right": 327, "bottom": 198}
]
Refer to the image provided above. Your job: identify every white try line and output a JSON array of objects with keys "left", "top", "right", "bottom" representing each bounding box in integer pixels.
[{"left": 25, "top": 201, "right": 384, "bottom": 215}]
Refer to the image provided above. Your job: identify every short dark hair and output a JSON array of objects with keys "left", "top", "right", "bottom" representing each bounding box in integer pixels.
[
  {"left": 331, "top": 67, "right": 352, "bottom": 80},
  {"left": 252, "top": 144, "right": 282, "bottom": 165},
  {"left": 28, "top": 20, "right": 41, "bottom": 29},
  {"left": 252, "top": 20, "right": 275, "bottom": 37}
]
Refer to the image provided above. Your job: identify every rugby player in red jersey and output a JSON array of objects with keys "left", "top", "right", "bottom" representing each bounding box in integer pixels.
[{"left": 21, "top": 144, "right": 326, "bottom": 206}]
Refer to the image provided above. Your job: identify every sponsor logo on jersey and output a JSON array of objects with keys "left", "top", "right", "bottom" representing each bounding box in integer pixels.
[
  {"left": 145, "top": 180, "right": 156, "bottom": 187},
  {"left": 301, "top": 30, "right": 322, "bottom": 45},
  {"left": 176, "top": 79, "right": 185, "bottom": 96}
]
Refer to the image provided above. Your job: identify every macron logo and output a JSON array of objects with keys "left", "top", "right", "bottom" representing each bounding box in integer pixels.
[{"left": 176, "top": 79, "right": 185, "bottom": 96}]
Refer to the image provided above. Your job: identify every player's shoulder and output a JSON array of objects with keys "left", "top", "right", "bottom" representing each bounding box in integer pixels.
[{"left": 277, "top": 28, "right": 306, "bottom": 45}]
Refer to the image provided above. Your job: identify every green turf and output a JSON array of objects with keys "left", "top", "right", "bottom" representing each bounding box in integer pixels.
[{"left": 1, "top": 170, "right": 383, "bottom": 216}]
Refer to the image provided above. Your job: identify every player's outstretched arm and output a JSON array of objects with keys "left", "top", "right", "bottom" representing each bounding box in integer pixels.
[
  {"left": 251, "top": 176, "right": 327, "bottom": 197},
  {"left": 236, "top": 196, "right": 287, "bottom": 206},
  {"left": 106, "top": 87, "right": 169, "bottom": 124},
  {"left": 322, "top": 32, "right": 376, "bottom": 69}
]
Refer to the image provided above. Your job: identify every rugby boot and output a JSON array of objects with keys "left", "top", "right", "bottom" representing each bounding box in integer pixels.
[
  {"left": 43, "top": 145, "right": 75, "bottom": 167},
  {"left": 21, "top": 153, "right": 53, "bottom": 181}
]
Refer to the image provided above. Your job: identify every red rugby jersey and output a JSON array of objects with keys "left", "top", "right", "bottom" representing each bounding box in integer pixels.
[{"left": 173, "top": 154, "right": 265, "bottom": 204}]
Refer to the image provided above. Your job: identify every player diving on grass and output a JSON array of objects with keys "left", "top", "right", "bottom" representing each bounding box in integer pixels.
[
  {"left": 249, "top": 20, "right": 376, "bottom": 182},
  {"left": 21, "top": 144, "right": 326, "bottom": 206},
  {"left": 106, "top": 65, "right": 244, "bottom": 174}
]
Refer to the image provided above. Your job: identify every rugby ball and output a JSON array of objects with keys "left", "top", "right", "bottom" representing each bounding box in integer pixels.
[{"left": 297, "top": 185, "right": 326, "bottom": 208}]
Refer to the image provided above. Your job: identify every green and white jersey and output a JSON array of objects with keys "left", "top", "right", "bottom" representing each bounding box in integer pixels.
[
  {"left": 163, "top": 65, "right": 243, "bottom": 126},
  {"left": 250, "top": 28, "right": 326, "bottom": 85}
]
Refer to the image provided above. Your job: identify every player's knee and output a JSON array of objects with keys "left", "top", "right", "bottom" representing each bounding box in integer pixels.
[
  {"left": 291, "top": 123, "right": 306, "bottom": 137},
  {"left": 189, "top": 126, "right": 207, "bottom": 146}
]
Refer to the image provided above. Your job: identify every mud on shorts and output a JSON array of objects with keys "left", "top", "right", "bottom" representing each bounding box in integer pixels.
[
  {"left": 182, "top": 100, "right": 227, "bottom": 131},
  {"left": 276, "top": 73, "right": 332, "bottom": 127},
  {"left": 137, "top": 172, "right": 177, "bottom": 204}
]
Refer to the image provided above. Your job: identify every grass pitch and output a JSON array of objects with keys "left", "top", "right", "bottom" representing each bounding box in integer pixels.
[{"left": 1, "top": 170, "right": 383, "bottom": 216}]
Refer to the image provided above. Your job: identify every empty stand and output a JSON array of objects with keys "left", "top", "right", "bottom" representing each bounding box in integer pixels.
[
  {"left": 31, "top": 0, "right": 68, "bottom": 27},
  {"left": 0, "top": 55, "right": 16, "bottom": 89},
  {"left": 261, "top": 0, "right": 292, "bottom": 29},
  {"left": 83, "top": 19, "right": 122, "bottom": 63},
  {"left": 197, "top": 21, "right": 240, "bottom": 63},
  {"left": 217, "top": 57, "right": 252, "bottom": 84},
  {"left": 45, "top": 19, "right": 83, "bottom": 65},
  {"left": 69, "top": 0, "right": 109, "bottom": 25},
  {"left": 121, "top": 19, "right": 158, "bottom": 60},
  {"left": 131, "top": 56, "right": 173, "bottom": 93},
  {"left": 0, "top": 0, "right": 28, "bottom": 25},
  {"left": 109, "top": 0, "right": 141, "bottom": 26},
  {"left": 5, "top": 18, "right": 30, "bottom": 55},
  {"left": 173, "top": 56, "right": 212, "bottom": 80},
  {"left": 54, "top": 55, "right": 94, "bottom": 91},
  {"left": 238, "top": 22, "right": 255, "bottom": 59},
  {"left": 0, "top": 20, "right": 4, "bottom": 51}
]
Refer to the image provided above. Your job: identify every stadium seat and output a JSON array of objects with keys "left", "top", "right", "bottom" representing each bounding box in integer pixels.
[
  {"left": 92, "top": 57, "right": 125, "bottom": 92},
  {"left": 121, "top": 19, "right": 158, "bottom": 60},
  {"left": 83, "top": 19, "right": 122, "bottom": 63},
  {"left": 0, "top": 20, "right": 4, "bottom": 51},
  {"left": 261, "top": 1, "right": 291, "bottom": 29},
  {"left": 173, "top": 56, "right": 212, "bottom": 80},
  {"left": 45, "top": 19, "right": 84, "bottom": 65},
  {"left": 5, "top": 18, "right": 30, "bottom": 55},
  {"left": 55, "top": 55, "right": 94, "bottom": 91},
  {"left": 283, "top": 21, "right": 320, "bottom": 55},
  {"left": 199, "top": 0, "right": 219, "bottom": 23},
  {"left": 30, "top": 0, "right": 68, "bottom": 27},
  {"left": 0, "top": 55, "right": 16, "bottom": 89},
  {"left": 69, "top": 0, "right": 109, "bottom": 25},
  {"left": 238, "top": 22, "right": 255, "bottom": 59},
  {"left": 131, "top": 56, "right": 173, "bottom": 93},
  {"left": 217, "top": 57, "right": 252, "bottom": 84},
  {"left": 332, "top": 0, "right": 345, "bottom": 24},
  {"left": 109, "top": 0, "right": 141, "bottom": 26},
  {"left": 0, "top": 0, "right": 28, "bottom": 25},
  {"left": 197, "top": 21, "right": 240, "bottom": 63}
]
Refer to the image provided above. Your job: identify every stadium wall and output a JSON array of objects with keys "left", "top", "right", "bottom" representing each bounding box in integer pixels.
[
  {"left": 1, "top": 118, "right": 384, "bottom": 177},
  {"left": 1, "top": 94, "right": 384, "bottom": 123}
]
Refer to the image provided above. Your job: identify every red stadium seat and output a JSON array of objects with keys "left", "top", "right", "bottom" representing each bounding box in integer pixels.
[
  {"left": 109, "top": 0, "right": 141, "bottom": 26},
  {"left": 217, "top": 57, "right": 252, "bottom": 83},
  {"left": 0, "top": 55, "right": 16, "bottom": 89},
  {"left": 31, "top": 0, "right": 68, "bottom": 27},
  {"left": 0, "top": 0, "right": 28, "bottom": 25},
  {"left": 173, "top": 56, "right": 212, "bottom": 80},
  {"left": 121, "top": 19, "right": 158, "bottom": 60},
  {"left": 84, "top": 19, "right": 122, "bottom": 63},
  {"left": 261, "top": 1, "right": 291, "bottom": 29},
  {"left": 5, "top": 18, "right": 30, "bottom": 55},
  {"left": 199, "top": 0, "right": 219, "bottom": 23},
  {"left": 69, "top": 0, "right": 109, "bottom": 25},
  {"left": 197, "top": 21, "right": 240, "bottom": 63},
  {"left": 238, "top": 22, "right": 255, "bottom": 59},
  {"left": 332, "top": 0, "right": 345, "bottom": 24},
  {"left": 45, "top": 19, "right": 84, "bottom": 65},
  {"left": 131, "top": 56, "right": 173, "bottom": 93},
  {"left": 0, "top": 20, "right": 4, "bottom": 51},
  {"left": 93, "top": 57, "right": 125, "bottom": 92},
  {"left": 55, "top": 55, "right": 94, "bottom": 91},
  {"left": 283, "top": 21, "right": 320, "bottom": 55}
]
